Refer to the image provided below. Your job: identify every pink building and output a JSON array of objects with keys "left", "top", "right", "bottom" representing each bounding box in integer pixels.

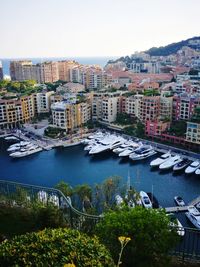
[
  {"left": 173, "top": 94, "right": 200, "bottom": 121},
  {"left": 145, "top": 120, "right": 170, "bottom": 137}
]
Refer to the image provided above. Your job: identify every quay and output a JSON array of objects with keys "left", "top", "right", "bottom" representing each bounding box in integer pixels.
[
  {"left": 1, "top": 127, "right": 200, "bottom": 162},
  {"left": 165, "top": 206, "right": 189, "bottom": 213}
]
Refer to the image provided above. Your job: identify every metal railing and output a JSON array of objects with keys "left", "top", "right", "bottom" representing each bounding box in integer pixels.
[
  {"left": 0, "top": 179, "right": 100, "bottom": 231},
  {"left": 0, "top": 179, "right": 200, "bottom": 262},
  {"left": 171, "top": 227, "right": 200, "bottom": 263}
]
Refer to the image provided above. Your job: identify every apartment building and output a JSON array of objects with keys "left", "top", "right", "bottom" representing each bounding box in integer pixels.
[
  {"left": 69, "top": 66, "right": 108, "bottom": 89},
  {"left": 20, "top": 95, "right": 35, "bottom": 122},
  {"left": 51, "top": 101, "right": 91, "bottom": 132},
  {"left": 10, "top": 61, "right": 33, "bottom": 81},
  {"left": 173, "top": 94, "right": 200, "bottom": 121},
  {"left": 10, "top": 61, "right": 59, "bottom": 83},
  {"left": 92, "top": 91, "right": 123, "bottom": 123},
  {"left": 160, "top": 96, "right": 173, "bottom": 121},
  {"left": 186, "top": 122, "right": 200, "bottom": 144},
  {"left": 35, "top": 91, "right": 54, "bottom": 114},
  {"left": 138, "top": 96, "right": 160, "bottom": 123},
  {"left": 0, "top": 99, "right": 23, "bottom": 129},
  {"left": 123, "top": 94, "right": 143, "bottom": 117},
  {"left": 145, "top": 120, "right": 170, "bottom": 136},
  {"left": 57, "top": 61, "right": 78, "bottom": 82}
]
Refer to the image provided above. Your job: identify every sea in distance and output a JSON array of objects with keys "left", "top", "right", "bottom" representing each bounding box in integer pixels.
[
  {"left": 0, "top": 57, "right": 116, "bottom": 76},
  {"left": 0, "top": 139, "right": 200, "bottom": 210}
]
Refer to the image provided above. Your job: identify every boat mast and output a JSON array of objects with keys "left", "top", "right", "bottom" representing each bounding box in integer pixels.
[{"left": 127, "top": 170, "right": 130, "bottom": 191}]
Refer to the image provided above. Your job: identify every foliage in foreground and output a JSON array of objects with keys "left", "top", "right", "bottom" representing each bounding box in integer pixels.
[
  {"left": 95, "top": 207, "right": 179, "bottom": 267},
  {"left": 0, "top": 204, "right": 66, "bottom": 238},
  {"left": 0, "top": 228, "right": 114, "bottom": 267}
]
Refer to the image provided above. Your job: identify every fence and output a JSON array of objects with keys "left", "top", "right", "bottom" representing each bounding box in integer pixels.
[{"left": 0, "top": 179, "right": 200, "bottom": 263}]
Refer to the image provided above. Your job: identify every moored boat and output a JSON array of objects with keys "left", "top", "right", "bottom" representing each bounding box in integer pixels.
[
  {"left": 185, "top": 160, "right": 200, "bottom": 174},
  {"left": 185, "top": 206, "right": 200, "bottom": 229},
  {"left": 174, "top": 196, "right": 185, "bottom": 206},
  {"left": 4, "top": 136, "right": 19, "bottom": 141},
  {"left": 159, "top": 155, "right": 181, "bottom": 170},
  {"left": 167, "top": 213, "right": 185, "bottom": 236},
  {"left": 139, "top": 191, "right": 152, "bottom": 209},
  {"left": 115, "top": 194, "right": 124, "bottom": 206},
  {"left": 173, "top": 158, "right": 191, "bottom": 172},
  {"left": 150, "top": 151, "right": 171, "bottom": 167},
  {"left": 130, "top": 149, "right": 156, "bottom": 161},
  {"left": 195, "top": 168, "right": 200, "bottom": 175}
]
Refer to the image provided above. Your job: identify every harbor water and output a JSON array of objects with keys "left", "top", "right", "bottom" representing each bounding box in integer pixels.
[{"left": 0, "top": 139, "right": 200, "bottom": 209}]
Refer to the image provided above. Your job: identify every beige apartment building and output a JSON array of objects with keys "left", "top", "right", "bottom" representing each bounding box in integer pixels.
[
  {"left": 35, "top": 91, "right": 54, "bottom": 114},
  {"left": 51, "top": 101, "right": 91, "bottom": 132},
  {"left": 10, "top": 61, "right": 59, "bottom": 83},
  {"left": 92, "top": 91, "right": 123, "bottom": 123},
  {"left": 0, "top": 99, "right": 23, "bottom": 129},
  {"left": 186, "top": 122, "right": 200, "bottom": 144},
  {"left": 0, "top": 95, "right": 35, "bottom": 129}
]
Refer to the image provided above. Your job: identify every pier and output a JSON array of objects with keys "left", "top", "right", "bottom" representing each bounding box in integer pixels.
[{"left": 165, "top": 206, "right": 189, "bottom": 213}]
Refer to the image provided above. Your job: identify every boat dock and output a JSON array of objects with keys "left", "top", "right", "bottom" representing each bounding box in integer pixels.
[{"left": 165, "top": 206, "right": 189, "bottom": 213}]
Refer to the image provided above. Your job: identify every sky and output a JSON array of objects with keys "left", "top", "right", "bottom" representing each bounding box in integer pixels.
[{"left": 1, "top": 0, "right": 200, "bottom": 58}]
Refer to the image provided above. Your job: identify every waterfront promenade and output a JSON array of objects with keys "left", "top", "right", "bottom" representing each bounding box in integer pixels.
[{"left": 1, "top": 127, "right": 199, "bottom": 161}]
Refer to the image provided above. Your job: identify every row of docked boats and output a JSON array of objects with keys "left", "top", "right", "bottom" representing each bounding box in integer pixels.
[
  {"left": 7, "top": 141, "right": 42, "bottom": 158},
  {"left": 82, "top": 132, "right": 157, "bottom": 161},
  {"left": 150, "top": 152, "right": 200, "bottom": 175}
]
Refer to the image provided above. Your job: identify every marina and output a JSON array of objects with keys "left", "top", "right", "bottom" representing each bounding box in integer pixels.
[{"left": 1, "top": 133, "right": 200, "bottom": 209}]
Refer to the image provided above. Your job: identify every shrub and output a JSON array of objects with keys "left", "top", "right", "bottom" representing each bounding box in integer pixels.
[
  {"left": 95, "top": 207, "right": 179, "bottom": 267},
  {"left": 0, "top": 228, "right": 115, "bottom": 267}
]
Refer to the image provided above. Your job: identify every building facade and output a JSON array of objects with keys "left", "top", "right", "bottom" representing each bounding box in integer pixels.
[
  {"left": 186, "top": 122, "right": 200, "bottom": 144},
  {"left": 51, "top": 101, "right": 91, "bottom": 132}
]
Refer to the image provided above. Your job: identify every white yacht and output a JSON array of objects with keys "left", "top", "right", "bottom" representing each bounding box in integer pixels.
[
  {"left": 159, "top": 155, "right": 182, "bottom": 170},
  {"left": 185, "top": 206, "right": 200, "bottom": 229},
  {"left": 4, "top": 136, "right": 19, "bottom": 141},
  {"left": 139, "top": 191, "right": 152, "bottom": 209},
  {"left": 150, "top": 151, "right": 171, "bottom": 167},
  {"left": 9, "top": 147, "right": 42, "bottom": 158},
  {"left": 113, "top": 141, "right": 137, "bottom": 154},
  {"left": 167, "top": 213, "right": 185, "bottom": 236},
  {"left": 119, "top": 146, "right": 138, "bottom": 157},
  {"left": 110, "top": 138, "right": 126, "bottom": 150},
  {"left": 185, "top": 160, "right": 200, "bottom": 174},
  {"left": 7, "top": 144, "right": 21, "bottom": 152},
  {"left": 195, "top": 168, "right": 200, "bottom": 175},
  {"left": 129, "top": 145, "right": 156, "bottom": 161},
  {"left": 89, "top": 135, "right": 121, "bottom": 155},
  {"left": 115, "top": 194, "right": 124, "bottom": 206}
]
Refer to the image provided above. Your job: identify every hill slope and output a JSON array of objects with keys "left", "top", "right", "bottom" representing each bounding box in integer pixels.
[{"left": 146, "top": 36, "right": 200, "bottom": 56}]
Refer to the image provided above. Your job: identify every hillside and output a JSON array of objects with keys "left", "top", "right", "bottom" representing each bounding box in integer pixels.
[
  {"left": 146, "top": 36, "right": 200, "bottom": 56},
  {"left": 107, "top": 36, "right": 200, "bottom": 65}
]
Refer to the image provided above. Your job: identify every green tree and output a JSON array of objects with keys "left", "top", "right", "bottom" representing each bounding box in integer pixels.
[
  {"left": 55, "top": 181, "right": 73, "bottom": 197},
  {"left": 0, "top": 228, "right": 115, "bottom": 267},
  {"left": 74, "top": 184, "right": 92, "bottom": 201},
  {"left": 95, "top": 207, "right": 179, "bottom": 267},
  {"left": 115, "top": 113, "right": 133, "bottom": 125},
  {"left": 124, "top": 125, "right": 136, "bottom": 136},
  {"left": 168, "top": 121, "right": 187, "bottom": 137},
  {"left": 135, "top": 121, "right": 145, "bottom": 137},
  {"left": 102, "top": 176, "right": 122, "bottom": 207},
  {"left": 191, "top": 107, "right": 200, "bottom": 123}
]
